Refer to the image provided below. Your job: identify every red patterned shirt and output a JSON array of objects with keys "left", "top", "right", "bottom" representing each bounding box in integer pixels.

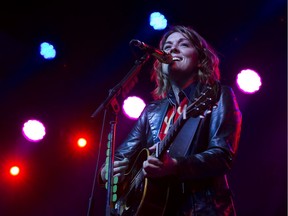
[{"left": 158, "top": 97, "right": 188, "bottom": 141}]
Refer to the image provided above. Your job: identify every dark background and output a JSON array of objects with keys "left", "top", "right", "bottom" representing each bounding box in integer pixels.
[{"left": 0, "top": 0, "right": 286, "bottom": 215}]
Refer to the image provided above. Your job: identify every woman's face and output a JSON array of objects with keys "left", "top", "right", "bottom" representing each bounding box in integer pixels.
[{"left": 161, "top": 32, "right": 199, "bottom": 85}]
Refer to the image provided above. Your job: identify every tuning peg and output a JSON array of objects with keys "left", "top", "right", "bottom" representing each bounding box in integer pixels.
[
  {"left": 205, "top": 109, "right": 212, "bottom": 114},
  {"left": 204, "top": 109, "right": 212, "bottom": 115},
  {"left": 199, "top": 109, "right": 212, "bottom": 118}
]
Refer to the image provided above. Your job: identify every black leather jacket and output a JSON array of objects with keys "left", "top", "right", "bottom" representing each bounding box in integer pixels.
[{"left": 113, "top": 84, "right": 242, "bottom": 215}]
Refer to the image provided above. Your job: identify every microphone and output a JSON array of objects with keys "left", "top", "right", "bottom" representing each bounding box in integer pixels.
[{"left": 130, "top": 39, "right": 173, "bottom": 64}]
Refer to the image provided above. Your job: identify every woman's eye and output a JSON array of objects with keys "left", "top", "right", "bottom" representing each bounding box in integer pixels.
[
  {"left": 180, "top": 43, "right": 190, "bottom": 47},
  {"left": 163, "top": 46, "right": 171, "bottom": 51}
]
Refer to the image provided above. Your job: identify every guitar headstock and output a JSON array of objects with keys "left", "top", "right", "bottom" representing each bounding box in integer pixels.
[{"left": 187, "top": 84, "right": 220, "bottom": 118}]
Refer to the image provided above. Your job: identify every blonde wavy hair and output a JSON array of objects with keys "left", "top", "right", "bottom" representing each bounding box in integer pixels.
[{"left": 151, "top": 25, "right": 220, "bottom": 99}]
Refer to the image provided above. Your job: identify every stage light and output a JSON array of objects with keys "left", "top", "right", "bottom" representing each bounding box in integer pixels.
[
  {"left": 10, "top": 166, "right": 20, "bottom": 176},
  {"left": 122, "top": 96, "right": 146, "bottom": 119},
  {"left": 4, "top": 160, "right": 27, "bottom": 183},
  {"left": 149, "top": 12, "right": 167, "bottom": 30},
  {"left": 22, "top": 119, "right": 46, "bottom": 142},
  {"left": 40, "top": 42, "right": 56, "bottom": 59},
  {"left": 66, "top": 129, "right": 95, "bottom": 154},
  {"left": 77, "top": 138, "right": 87, "bottom": 148},
  {"left": 236, "top": 69, "right": 262, "bottom": 94}
]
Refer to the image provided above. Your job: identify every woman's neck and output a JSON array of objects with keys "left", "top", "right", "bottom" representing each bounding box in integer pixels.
[
  {"left": 171, "top": 74, "right": 197, "bottom": 89},
  {"left": 170, "top": 76, "right": 197, "bottom": 104}
]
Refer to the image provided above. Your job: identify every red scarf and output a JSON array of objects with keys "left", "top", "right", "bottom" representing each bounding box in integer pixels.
[{"left": 158, "top": 97, "right": 188, "bottom": 140}]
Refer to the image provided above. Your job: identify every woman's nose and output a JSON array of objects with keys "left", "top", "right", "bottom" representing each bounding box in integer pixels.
[{"left": 168, "top": 46, "right": 179, "bottom": 54}]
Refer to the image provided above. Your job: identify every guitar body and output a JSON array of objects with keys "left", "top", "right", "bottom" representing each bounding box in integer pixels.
[{"left": 112, "top": 148, "right": 170, "bottom": 216}]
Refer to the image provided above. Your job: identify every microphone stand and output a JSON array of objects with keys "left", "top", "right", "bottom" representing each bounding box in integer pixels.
[{"left": 87, "top": 53, "right": 150, "bottom": 216}]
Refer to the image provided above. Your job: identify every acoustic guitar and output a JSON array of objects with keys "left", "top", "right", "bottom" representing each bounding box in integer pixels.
[{"left": 111, "top": 85, "right": 219, "bottom": 216}]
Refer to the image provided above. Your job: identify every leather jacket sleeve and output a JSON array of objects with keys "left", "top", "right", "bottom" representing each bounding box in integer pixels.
[{"left": 113, "top": 101, "right": 158, "bottom": 162}]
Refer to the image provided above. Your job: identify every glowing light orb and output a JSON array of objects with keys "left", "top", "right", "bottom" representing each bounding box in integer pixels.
[
  {"left": 149, "top": 12, "right": 167, "bottom": 30},
  {"left": 10, "top": 166, "right": 20, "bottom": 176},
  {"left": 77, "top": 138, "right": 87, "bottom": 148},
  {"left": 237, "top": 69, "right": 262, "bottom": 94},
  {"left": 123, "top": 96, "right": 146, "bottom": 119},
  {"left": 40, "top": 42, "right": 56, "bottom": 59},
  {"left": 22, "top": 119, "right": 46, "bottom": 142}
]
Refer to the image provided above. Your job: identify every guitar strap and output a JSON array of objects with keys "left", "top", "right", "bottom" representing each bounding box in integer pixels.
[{"left": 168, "top": 116, "right": 201, "bottom": 157}]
